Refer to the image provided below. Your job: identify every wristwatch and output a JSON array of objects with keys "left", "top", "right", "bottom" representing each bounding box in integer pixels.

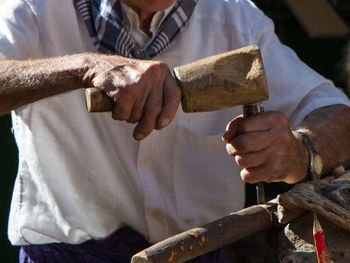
[{"left": 297, "top": 131, "right": 323, "bottom": 180}]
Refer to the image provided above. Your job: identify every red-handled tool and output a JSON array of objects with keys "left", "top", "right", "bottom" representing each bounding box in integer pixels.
[{"left": 313, "top": 213, "right": 329, "bottom": 263}]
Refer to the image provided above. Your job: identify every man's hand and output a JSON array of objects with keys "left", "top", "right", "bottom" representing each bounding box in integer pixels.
[
  {"left": 222, "top": 112, "right": 308, "bottom": 184},
  {"left": 0, "top": 54, "right": 180, "bottom": 140},
  {"left": 82, "top": 54, "right": 181, "bottom": 140}
]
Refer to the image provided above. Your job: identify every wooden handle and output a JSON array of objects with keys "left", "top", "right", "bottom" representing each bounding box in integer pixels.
[
  {"left": 85, "top": 88, "right": 114, "bottom": 112},
  {"left": 131, "top": 200, "right": 277, "bottom": 263}
]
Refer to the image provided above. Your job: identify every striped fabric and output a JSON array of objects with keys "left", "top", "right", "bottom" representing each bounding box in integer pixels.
[{"left": 74, "top": 0, "right": 198, "bottom": 59}]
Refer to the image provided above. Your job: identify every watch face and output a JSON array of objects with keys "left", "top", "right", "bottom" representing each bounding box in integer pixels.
[{"left": 312, "top": 154, "right": 323, "bottom": 178}]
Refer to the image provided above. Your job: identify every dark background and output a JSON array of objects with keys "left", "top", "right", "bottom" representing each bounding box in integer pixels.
[{"left": 1, "top": 0, "right": 350, "bottom": 262}]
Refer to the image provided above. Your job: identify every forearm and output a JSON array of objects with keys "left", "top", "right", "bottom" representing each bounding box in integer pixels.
[
  {"left": 295, "top": 104, "right": 350, "bottom": 174},
  {"left": 0, "top": 54, "right": 88, "bottom": 114}
]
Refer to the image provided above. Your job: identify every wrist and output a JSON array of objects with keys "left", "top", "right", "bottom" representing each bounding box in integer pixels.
[
  {"left": 39, "top": 54, "right": 91, "bottom": 92},
  {"left": 293, "top": 130, "right": 310, "bottom": 183},
  {"left": 68, "top": 53, "right": 94, "bottom": 90},
  {"left": 295, "top": 130, "right": 323, "bottom": 181}
]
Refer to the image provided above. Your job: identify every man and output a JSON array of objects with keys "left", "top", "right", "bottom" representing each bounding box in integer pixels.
[{"left": 1, "top": 0, "right": 350, "bottom": 262}]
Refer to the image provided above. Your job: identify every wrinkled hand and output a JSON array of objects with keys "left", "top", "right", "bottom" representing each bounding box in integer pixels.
[
  {"left": 82, "top": 54, "right": 181, "bottom": 140},
  {"left": 222, "top": 112, "right": 308, "bottom": 184}
]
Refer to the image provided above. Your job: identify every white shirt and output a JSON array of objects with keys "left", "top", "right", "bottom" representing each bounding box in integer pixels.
[{"left": 1, "top": 0, "right": 349, "bottom": 245}]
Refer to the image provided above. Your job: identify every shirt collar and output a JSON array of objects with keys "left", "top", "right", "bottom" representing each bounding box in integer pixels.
[{"left": 120, "top": 1, "right": 175, "bottom": 48}]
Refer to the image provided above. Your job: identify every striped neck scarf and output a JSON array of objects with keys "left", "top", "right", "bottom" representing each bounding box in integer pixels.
[{"left": 74, "top": 0, "right": 198, "bottom": 59}]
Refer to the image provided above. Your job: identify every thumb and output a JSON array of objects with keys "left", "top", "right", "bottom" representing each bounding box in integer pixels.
[{"left": 155, "top": 75, "right": 181, "bottom": 130}]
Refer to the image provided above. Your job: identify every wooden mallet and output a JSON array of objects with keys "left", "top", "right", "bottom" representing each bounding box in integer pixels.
[
  {"left": 85, "top": 45, "right": 269, "bottom": 204},
  {"left": 85, "top": 45, "right": 268, "bottom": 113}
]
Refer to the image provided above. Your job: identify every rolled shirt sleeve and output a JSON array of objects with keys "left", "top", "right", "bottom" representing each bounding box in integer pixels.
[{"left": 248, "top": 5, "right": 350, "bottom": 128}]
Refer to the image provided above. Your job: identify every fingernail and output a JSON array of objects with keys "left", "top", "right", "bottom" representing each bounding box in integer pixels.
[
  {"left": 160, "top": 119, "right": 170, "bottom": 128},
  {"left": 135, "top": 133, "right": 145, "bottom": 140},
  {"left": 222, "top": 131, "right": 231, "bottom": 143},
  {"left": 222, "top": 132, "right": 229, "bottom": 142}
]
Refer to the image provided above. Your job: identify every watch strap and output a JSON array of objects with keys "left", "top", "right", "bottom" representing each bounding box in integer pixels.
[{"left": 297, "top": 131, "right": 323, "bottom": 180}]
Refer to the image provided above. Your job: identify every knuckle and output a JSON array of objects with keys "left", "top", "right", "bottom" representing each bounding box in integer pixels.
[
  {"left": 119, "top": 111, "right": 130, "bottom": 120},
  {"left": 144, "top": 104, "right": 162, "bottom": 116},
  {"left": 240, "top": 169, "right": 253, "bottom": 183},
  {"left": 148, "top": 61, "right": 169, "bottom": 77},
  {"left": 235, "top": 155, "right": 247, "bottom": 167},
  {"left": 232, "top": 136, "right": 248, "bottom": 152},
  {"left": 95, "top": 75, "right": 114, "bottom": 91},
  {"left": 242, "top": 168, "right": 264, "bottom": 184},
  {"left": 100, "top": 76, "right": 112, "bottom": 87},
  {"left": 128, "top": 112, "right": 143, "bottom": 123},
  {"left": 137, "top": 70, "right": 149, "bottom": 84},
  {"left": 226, "top": 143, "right": 237, "bottom": 156},
  {"left": 153, "top": 60, "right": 168, "bottom": 70},
  {"left": 118, "top": 86, "right": 141, "bottom": 105},
  {"left": 121, "top": 83, "right": 138, "bottom": 96},
  {"left": 112, "top": 106, "right": 129, "bottom": 121}
]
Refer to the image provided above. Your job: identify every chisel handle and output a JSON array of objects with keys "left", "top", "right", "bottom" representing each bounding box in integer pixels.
[{"left": 243, "top": 103, "right": 265, "bottom": 205}]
